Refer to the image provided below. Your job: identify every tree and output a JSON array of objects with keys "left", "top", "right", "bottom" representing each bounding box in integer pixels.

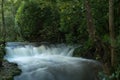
[
  {"left": 109, "top": 0, "right": 115, "bottom": 67},
  {"left": 15, "top": 1, "right": 60, "bottom": 42},
  {"left": 0, "top": 0, "right": 5, "bottom": 67},
  {"left": 84, "top": 0, "right": 96, "bottom": 42}
]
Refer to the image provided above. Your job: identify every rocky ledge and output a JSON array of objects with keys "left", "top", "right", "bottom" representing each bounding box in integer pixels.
[{"left": 0, "top": 60, "right": 21, "bottom": 80}]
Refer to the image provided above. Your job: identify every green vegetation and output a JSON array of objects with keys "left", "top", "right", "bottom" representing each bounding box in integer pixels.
[
  {"left": 16, "top": 1, "right": 60, "bottom": 42},
  {"left": 0, "top": 0, "right": 120, "bottom": 80}
]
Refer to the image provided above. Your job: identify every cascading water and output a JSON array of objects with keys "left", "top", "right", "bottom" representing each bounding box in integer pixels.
[{"left": 4, "top": 42, "right": 102, "bottom": 80}]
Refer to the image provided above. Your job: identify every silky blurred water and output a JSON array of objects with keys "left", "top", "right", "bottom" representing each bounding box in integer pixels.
[{"left": 4, "top": 42, "right": 101, "bottom": 80}]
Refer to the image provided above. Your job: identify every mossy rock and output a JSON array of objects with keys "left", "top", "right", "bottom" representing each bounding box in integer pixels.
[{"left": 0, "top": 60, "right": 21, "bottom": 80}]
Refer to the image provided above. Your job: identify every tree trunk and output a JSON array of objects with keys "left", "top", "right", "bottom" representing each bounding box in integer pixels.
[
  {"left": 0, "top": 0, "right": 6, "bottom": 67},
  {"left": 1, "top": 0, "right": 6, "bottom": 40},
  {"left": 84, "top": 0, "right": 96, "bottom": 42},
  {"left": 109, "top": 0, "right": 115, "bottom": 67}
]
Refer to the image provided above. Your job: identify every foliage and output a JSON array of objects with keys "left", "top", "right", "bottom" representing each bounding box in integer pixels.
[
  {"left": 15, "top": 0, "right": 60, "bottom": 42},
  {"left": 99, "top": 65, "right": 120, "bottom": 80},
  {"left": 16, "top": 1, "right": 43, "bottom": 41},
  {"left": 0, "top": 0, "right": 120, "bottom": 79},
  {"left": 58, "top": 1, "right": 87, "bottom": 43},
  {"left": 15, "top": 0, "right": 88, "bottom": 43},
  {"left": 14, "top": 0, "right": 120, "bottom": 65}
]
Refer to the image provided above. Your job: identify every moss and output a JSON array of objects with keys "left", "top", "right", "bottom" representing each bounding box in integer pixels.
[{"left": 0, "top": 60, "right": 21, "bottom": 80}]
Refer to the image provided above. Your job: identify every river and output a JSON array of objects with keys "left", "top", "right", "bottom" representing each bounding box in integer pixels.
[{"left": 4, "top": 42, "right": 102, "bottom": 80}]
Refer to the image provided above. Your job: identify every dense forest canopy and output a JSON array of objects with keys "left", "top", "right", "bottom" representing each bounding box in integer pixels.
[{"left": 0, "top": 0, "right": 120, "bottom": 80}]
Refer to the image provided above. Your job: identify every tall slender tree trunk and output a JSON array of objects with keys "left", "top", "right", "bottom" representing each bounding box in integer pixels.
[
  {"left": 0, "top": 0, "right": 6, "bottom": 67},
  {"left": 1, "top": 0, "right": 6, "bottom": 40},
  {"left": 109, "top": 0, "right": 115, "bottom": 67},
  {"left": 84, "top": 0, "right": 96, "bottom": 42}
]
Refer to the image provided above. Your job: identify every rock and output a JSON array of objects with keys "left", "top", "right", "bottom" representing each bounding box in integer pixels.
[{"left": 0, "top": 60, "right": 21, "bottom": 80}]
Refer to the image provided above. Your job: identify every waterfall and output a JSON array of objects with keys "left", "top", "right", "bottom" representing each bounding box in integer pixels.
[{"left": 4, "top": 42, "right": 102, "bottom": 80}]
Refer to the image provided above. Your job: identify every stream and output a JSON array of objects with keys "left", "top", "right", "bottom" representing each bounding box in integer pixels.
[{"left": 4, "top": 42, "right": 102, "bottom": 80}]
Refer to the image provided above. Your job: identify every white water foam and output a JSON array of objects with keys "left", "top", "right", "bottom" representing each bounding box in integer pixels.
[{"left": 4, "top": 43, "right": 102, "bottom": 80}]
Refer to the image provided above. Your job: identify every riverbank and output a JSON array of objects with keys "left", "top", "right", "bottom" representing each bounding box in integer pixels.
[{"left": 0, "top": 60, "right": 21, "bottom": 80}]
